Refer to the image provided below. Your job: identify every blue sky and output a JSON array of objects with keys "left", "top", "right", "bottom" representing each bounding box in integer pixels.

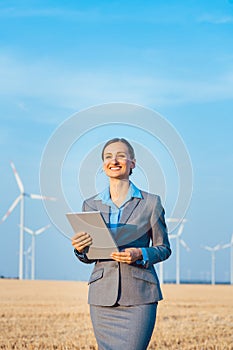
[{"left": 0, "top": 0, "right": 233, "bottom": 282}]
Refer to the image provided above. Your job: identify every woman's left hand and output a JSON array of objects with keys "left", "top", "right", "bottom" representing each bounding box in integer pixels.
[{"left": 111, "top": 248, "right": 142, "bottom": 264}]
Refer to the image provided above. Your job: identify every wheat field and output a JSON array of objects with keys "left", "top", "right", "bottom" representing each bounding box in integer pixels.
[{"left": 0, "top": 279, "right": 232, "bottom": 350}]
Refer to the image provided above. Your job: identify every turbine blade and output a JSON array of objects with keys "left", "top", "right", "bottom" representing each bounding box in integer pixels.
[
  {"left": 231, "top": 234, "right": 233, "bottom": 244},
  {"left": 24, "top": 245, "right": 32, "bottom": 254},
  {"left": 10, "top": 162, "right": 24, "bottom": 193},
  {"left": 29, "top": 194, "right": 56, "bottom": 201},
  {"left": 35, "top": 224, "right": 51, "bottom": 235},
  {"left": 201, "top": 245, "right": 212, "bottom": 251},
  {"left": 1, "top": 195, "right": 21, "bottom": 222},
  {"left": 180, "top": 239, "right": 190, "bottom": 251},
  {"left": 221, "top": 243, "right": 231, "bottom": 249},
  {"left": 177, "top": 223, "right": 184, "bottom": 237},
  {"left": 167, "top": 218, "right": 187, "bottom": 223},
  {"left": 18, "top": 224, "right": 34, "bottom": 235},
  {"left": 169, "top": 234, "right": 177, "bottom": 239},
  {"left": 167, "top": 218, "right": 180, "bottom": 223}
]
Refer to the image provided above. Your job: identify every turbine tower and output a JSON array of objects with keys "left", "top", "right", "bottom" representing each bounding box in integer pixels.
[
  {"left": 169, "top": 219, "right": 190, "bottom": 284},
  {"left": 1, "top": 162, "right": 56, "bottom": 280},
  {"left": 158, "top": 218, "right": 189, "bottom": 284},
  {"left": 202, "top": 244, "right": 222, "bottom": 285},
  {"left": 23, "top": 245, "right": 32, "bottom": 280},
  {"left": 21, "top": 224, "right": 50, "bottom": 280},
  {"left": 221, "top": 234, "right": 233, "bottom": 285}
]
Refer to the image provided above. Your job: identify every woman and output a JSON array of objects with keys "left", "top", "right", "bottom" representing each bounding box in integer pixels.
[{"left": 72, "top": 138, "right": 171, "bottom": 350}]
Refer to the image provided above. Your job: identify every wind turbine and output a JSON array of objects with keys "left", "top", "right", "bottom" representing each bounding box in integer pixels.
[
  {"left": 21, "top": 224, "right": 50, "bottom": 280},
  {"left": 221, "top": 234, "right": 233, "bottom": 285},
  {"left": 202, "top": 244, "right": 222, "bottom": 285},
  {"left": 1, "top": 162, "right": 56, "bottom": 280},
  {"left": 158, "top": 218, "right": 188, "bottom": 284},
  {"left": 23, "top": 245, "right": 32, "bottom": 280},
  {"left": 169, "top": 220, "right": 190, "bottom": 284}
]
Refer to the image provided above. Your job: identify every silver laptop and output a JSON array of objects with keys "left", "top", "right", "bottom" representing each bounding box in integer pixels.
[{"left": 66, "top": 211, "right": 119, "bottom": 259}]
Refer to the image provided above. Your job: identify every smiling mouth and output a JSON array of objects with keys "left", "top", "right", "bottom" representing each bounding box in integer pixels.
[{"left": 109, "top": 167, "right": 121, "bottom": 170}]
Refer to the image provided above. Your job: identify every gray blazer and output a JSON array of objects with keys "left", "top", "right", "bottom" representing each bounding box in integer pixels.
[{"left": 75, "top": 190, "right": 171, "bottom": 306}]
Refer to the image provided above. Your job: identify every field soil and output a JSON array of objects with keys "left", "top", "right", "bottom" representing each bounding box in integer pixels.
[{"left": 0, "top": 280, "right": 232, "bottom": 349}]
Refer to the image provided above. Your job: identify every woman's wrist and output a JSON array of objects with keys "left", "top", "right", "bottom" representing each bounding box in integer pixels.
[{"left": 137, "top": 248, "right": 143, "bottom": 260}]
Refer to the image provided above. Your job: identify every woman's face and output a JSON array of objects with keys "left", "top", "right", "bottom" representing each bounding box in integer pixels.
[{"left": 102, "top": 142, "right": 135, "bottom": 180}]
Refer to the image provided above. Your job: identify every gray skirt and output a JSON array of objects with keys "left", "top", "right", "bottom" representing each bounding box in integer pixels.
[{"left": 90, "top": 303, "right": 157, "bottom": 350}]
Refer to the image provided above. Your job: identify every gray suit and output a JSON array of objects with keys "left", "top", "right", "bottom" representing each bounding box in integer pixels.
[{"left": 75, "top": 190, "right": 171, "bottom": 307}]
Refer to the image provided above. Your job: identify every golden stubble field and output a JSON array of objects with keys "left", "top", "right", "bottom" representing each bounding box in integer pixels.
[{"left": 0, "top": 280, "right": 232, "bottom": 350}]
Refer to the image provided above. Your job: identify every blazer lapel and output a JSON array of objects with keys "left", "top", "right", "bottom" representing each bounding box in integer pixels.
[
  {"left": 119, "top": 197, "right": 141, "bottom": 224},
  {"left": 95, "top": 200, "right": 110, "bottom": 225},
  {"left": 114, "top": 198, "right": 141, "bottom": 246}
]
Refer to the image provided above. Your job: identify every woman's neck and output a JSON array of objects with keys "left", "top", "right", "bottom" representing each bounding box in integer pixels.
[{"left": 109, "top": 179, "right": 130, "bottom": 207}]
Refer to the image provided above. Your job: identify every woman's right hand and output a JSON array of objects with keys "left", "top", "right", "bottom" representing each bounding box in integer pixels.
[{"left": 72, "top": 232, "right": 92, "bottom": 253}]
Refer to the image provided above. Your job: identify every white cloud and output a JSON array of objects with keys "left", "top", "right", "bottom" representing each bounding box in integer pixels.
[
  {"left": 17, "top": 101, "right": 28, "bottom": 111},
  {"left": 0, "top": 7, "right": 99, "bottom": 20},
  {"left": 0, "top": 4, "right": 196, "bottom": 24},
  {"left": 0, "top": 53, "right": 233, "bottom": 116},
  {"left": 197, "top": 14, "right": 233, "bottom": 24}
]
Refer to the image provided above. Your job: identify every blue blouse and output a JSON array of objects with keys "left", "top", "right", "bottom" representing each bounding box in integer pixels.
[{"left": 95, "top": 181, "right": 149, "bottom": 264}]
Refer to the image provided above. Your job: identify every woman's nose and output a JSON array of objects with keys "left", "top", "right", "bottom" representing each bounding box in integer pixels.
[{"left": 110, "top": 156, "right": 118, "bottom": 163}]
